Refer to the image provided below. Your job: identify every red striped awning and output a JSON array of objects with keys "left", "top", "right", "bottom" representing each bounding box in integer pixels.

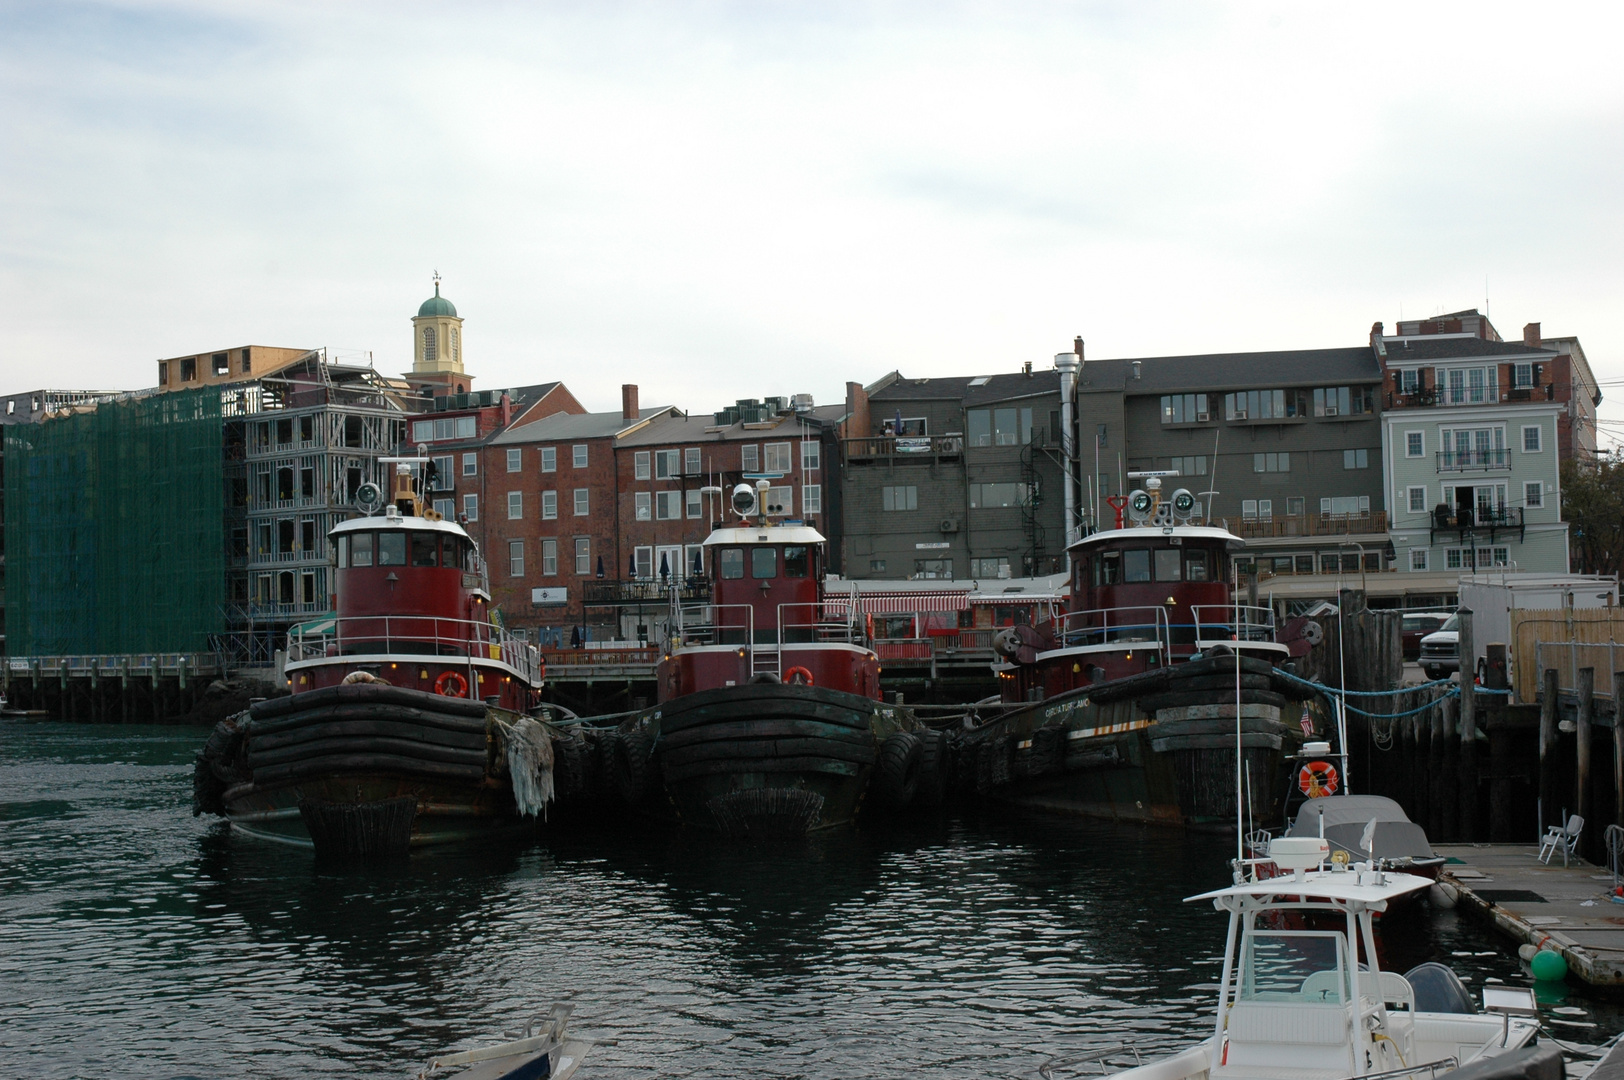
[
  {"left": 846, "top": 590, "right": 970, "bottom": 614},
  {"left": 970, "top": 593, "right": 1064, "bottom": 605}
]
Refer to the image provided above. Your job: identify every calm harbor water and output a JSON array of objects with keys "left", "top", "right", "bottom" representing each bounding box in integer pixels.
[{"left": 1, "top": 721, "right": 1619, "bottom": 1080}]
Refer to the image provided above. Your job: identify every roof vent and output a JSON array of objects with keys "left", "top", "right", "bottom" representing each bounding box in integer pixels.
[{"left": 1131, "top": 361, "right": 1142, "bottom": 380}]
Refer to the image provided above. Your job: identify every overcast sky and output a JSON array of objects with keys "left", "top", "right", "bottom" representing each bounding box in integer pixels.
[{"left": 3, "top": 2, "right": 1621, "bottom": 439}]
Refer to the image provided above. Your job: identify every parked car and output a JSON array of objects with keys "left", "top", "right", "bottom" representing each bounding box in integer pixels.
[
  {"left": 1402, "top": 611, "right": 1454, "bottom": 661},
  {"left": 1419, "top": 614, "right": 1460, "bottom": 680}
]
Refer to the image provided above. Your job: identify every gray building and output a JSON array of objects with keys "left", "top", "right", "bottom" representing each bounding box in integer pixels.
[
  {"left": 840, "top": 365, "right": 1072, "bottom": 581},
  {"left": 1075, "top": 345, "right": 1390, "bottom": 589}
]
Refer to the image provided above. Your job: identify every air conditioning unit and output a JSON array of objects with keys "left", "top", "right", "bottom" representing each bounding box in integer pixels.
[
  {"left": 940, "top": 519, "right": 959, "bottom": 533},
  {"left": 1324, "top": 407, "right": 1339, "bottom": 417},
  {"left": 1197, "top": 410, "right": 1210, "bottom": 422}
]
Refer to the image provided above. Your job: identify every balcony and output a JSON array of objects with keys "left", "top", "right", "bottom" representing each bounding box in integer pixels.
[
  {"left": 1429, "top": 505, "right": 1525, "bottom": 546},
  {"left": 1437, "top": 449, "right": 1511, "bottom": 472},
  {"left": 843, "top": 435, "right": 964, "bottom": 464},
  {"left": 582, "top": 578, "right": 711, "bottom": 607},
  {"left": 1229, "top": 511, "right": 1387, "bottom": 539}
]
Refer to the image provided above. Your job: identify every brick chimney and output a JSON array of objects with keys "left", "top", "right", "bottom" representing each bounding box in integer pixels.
[
  {"left": 1523, "top": 322, "right": 1542, "bottom": 348},
  {"left": 621, "top": 384, "right": 639, "bottom": 421}
]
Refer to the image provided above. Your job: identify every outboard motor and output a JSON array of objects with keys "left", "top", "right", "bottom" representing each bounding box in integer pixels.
[{"left": 1403, "top": 962, "right": 1474, "bottom": 1014}]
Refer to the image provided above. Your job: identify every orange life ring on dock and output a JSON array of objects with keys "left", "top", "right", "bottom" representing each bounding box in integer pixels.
[
  {"left": 785, "top": 666, "right": 815, "bottom": 686},
  {"left": 1298, "top": 760, "right": 1339, "bottom": 798},
  {"left": 434, "top": 670, "right": 470, "bottom": 698}
]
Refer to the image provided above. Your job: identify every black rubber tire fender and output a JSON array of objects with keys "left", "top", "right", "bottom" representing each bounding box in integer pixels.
[
  {"left": 614, "top": 723, "right": 656, "bottom": 803},
  {"left": 914, "top": 728, "right": 947, "bottom": 807},
  {"left": 874, "top": 731, "right": 922, "bottom": 808}
]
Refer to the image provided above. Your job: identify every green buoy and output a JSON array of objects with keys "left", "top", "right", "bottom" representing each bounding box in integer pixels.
[{"left": 1530, "top": 949, "right": 1568, "bottom": 982}]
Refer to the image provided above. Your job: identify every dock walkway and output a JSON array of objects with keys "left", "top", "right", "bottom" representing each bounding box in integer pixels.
[{"left": 1437, "top": 843, "right": 1624, "bottom": 986}]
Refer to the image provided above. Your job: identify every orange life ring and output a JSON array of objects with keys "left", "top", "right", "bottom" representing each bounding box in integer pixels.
[
  {"left": 785, "top": 666, "right": 814, "bottom": 686},
  {"left": 434, "top": 670, "right": 470, "bottom": 698},
  {"left": 1298, "top": 760, "right": 1339, "bottom": 798}
]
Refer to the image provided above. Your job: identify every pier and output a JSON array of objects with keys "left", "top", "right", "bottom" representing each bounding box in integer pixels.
[{"left": 1437, "top": 843, "right": 1624, "bottom": 987}]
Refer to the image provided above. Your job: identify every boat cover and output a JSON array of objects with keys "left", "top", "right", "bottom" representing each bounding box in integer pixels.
[{"left": 1288, "top": 795, "right": 1436, "bottom": 861}]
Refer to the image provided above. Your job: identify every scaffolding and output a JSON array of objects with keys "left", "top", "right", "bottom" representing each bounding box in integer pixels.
[{"left": 4, "top": 387, "right": 225, "bottom": 655}]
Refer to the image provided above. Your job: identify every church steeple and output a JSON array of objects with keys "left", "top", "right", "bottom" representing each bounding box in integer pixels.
[{"left": 407, "top": 274, "right": 472, "bottom": 396}]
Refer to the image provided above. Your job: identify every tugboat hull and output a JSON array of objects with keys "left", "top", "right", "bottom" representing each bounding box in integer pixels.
[
  {"left": 615, "top": 683, "right": 916, "bottom": 838},
  {"left": 967, "top": 653, "right": 1311, "bottom": 829},
  {"left": 196, "top": 683, "right": 541, "bottom": 854}
]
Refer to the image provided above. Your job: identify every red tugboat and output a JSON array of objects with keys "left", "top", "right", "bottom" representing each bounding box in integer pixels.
[
  {"left": 607, "top": 481, "right": 927, "bottom": 837},
  {"left": 194, "top": 461, "right": 552, "bottom": 856},
  {"left": 964, "top": 477, "right": 1318, "bottom": 828}
]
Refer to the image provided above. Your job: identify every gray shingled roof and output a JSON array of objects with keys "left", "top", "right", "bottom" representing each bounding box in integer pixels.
[
  {"left": 871, "top": 369, "right": 1063, "bottom": 405},
  {"left": 1381, "top": 338, "right": 1555, "bottom": 361},
  {"left": 616, "top": 404, "right": 843, "bottom": 447},
  {"left": 491, "top": 406, "right": 670, "bottom": 444},
  {"left": 1079, "top": 347, "right": 1380, "bottom": 394}
]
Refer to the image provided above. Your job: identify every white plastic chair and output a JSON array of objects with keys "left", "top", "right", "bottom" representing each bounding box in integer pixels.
[{"left": 1539, "top": 815, "right": 1584, "bottom": 866}]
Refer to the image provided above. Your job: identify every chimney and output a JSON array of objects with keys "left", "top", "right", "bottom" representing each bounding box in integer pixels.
[
  {"left": 1074, "top": 336, "right": 1085, "bottom": 358},
  {"left": 621, "top": 384, "right": 639, "bottom": 422},
  {"left": 1023, "top": 360, "right": 1033, "bottom": 376},
  {"left": 1523, "top": 322, "right": 1542, "bottom": 348},
  {"left": 1370, "top": 321, "right": 1386, "bottom": 360}
]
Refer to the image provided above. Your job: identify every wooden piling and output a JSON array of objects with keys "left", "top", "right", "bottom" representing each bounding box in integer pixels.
[
  {"left": 1459, "top": 611, "right": 1478, "bottom": 840},
  {"left": 1440, "top": 695, "right": 1460, "bottom": 841},
  {"left": 1541, "top": 668, "right": 1559, "bottom": 836},
  {"left": 1615, "top": 670, "right": 1624, "bottom": 830},
  {"left": 1408, "top": 707, "right": 1429, "bottom": 833},
  {"left": 1579, "top": 667, "right": 1595, "bottom": 858}
]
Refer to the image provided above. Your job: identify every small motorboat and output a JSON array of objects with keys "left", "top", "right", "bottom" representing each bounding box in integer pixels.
[
  {"left": 1105, "top": 837, "right": 1540, "bottom": 1080},
  {"left": 418, "top": 1004, "right": 592, "bottom": 1080},
  {"left": 1285, "top": 793, "right": 1446, "bottom": 879}
]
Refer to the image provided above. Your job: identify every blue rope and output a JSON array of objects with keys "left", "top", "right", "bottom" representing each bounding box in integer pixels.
[
  {"left": 1273, "top": 667, "right": 1457, "bottom": 696},
  {"left": 1340, "top": 695, "right": 1454, "bottom": 720}
]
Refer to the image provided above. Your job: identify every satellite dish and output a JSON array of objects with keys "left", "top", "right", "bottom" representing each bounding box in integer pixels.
[
  {"left": 1171, "top": 488, "right": 1196, "bottom": 520},
  {"left": 355, "top": 481, "right": 384, "bottom": 514},
  {"left": 731, "top": 482, "right": 758, "bottom": 518},
  {"left": 1127, "top": 489, "right": 1153, "bottom": 522}
]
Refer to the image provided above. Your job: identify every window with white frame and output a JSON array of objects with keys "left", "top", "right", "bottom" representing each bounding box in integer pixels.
[
  {"left": 764, "top": 443, "right": 793, "bottom": 473},
  {"left": 411, "top": 416, "right": 476, "bottom": 442},
  {"left": 634, "top": 451, "right": 651, "bottom": 480},
  {"left": 1439, "top": 426, "right": 1505, "bottom": 469},
  {"left": 574, "top": 537, "right": 590, "bottom": 574},
  {"left": 540, "top": 446, "right": 556, "bottom": 472},
  {"left": 541, "top": 490, "right": 557, "bottom": 519},
  {"left": 1514, "top": 362, "right": 1534, "bottom": 388},
  {"left": 1240, "top": 499, "right": 1272, "bottom": 521},
  {"left": 506, "top": 448, "right": 522, "bottom": 472},
  {"left": 1410, "top": 549, "right": 1428, "bottom": 571},
  {"left": 684, "top": 447, "right": 702, "bottom": 474},
  {"left": 1446, "top": 548, "right": 1463, "bottom": 569},
  {"left": 1253, "top": 452, "right": 1290, "bottom": 472},
  {"left": 507, "top": 491, "right": 523, "bottom": 519},
  {"left": 656, "top": 491, "right": 681, "bottom": 519},
  {"left": 686, "top": 489, "right": 702, "bottom": 518},
  {"left": 572, "top": 444, "right": 587, "bottom": 468},
  {"left": 1286, "top": 496, "right": 1304, "bottom": 517},
  {"left": 573, "top": 489, "right": 589, "bottom": 516},
  {"left": 1407, "top": 486, "right": 1427, "bottom": 513},
  {"left": 431, "top": 455, "right": 454, "bottom": 489},
  {"left": 1320, "top": 495, "right": 1370, "bottom": 517},
  {"left": 684, "top": 544, "right": 704, "bottom": 577},
  {"left": 1405, "top": 431, "right": 1424, "bottom": 457},
  {"left": 1398, "top": 369, "right": 1421, "bottom": 394},
  {"left": 462, "top": 452, "right": 478, "bottom": 476},
  {"left": 655, "top": 449, "right": 680, "bottom": 479},
  {"left": 740, "top": 444, "right": 759, "bottom": 472},
  {"left": 462, "top": 493, "right": 478, "bottom": 521},
  {"left": 433, "top": 497, "right": 455, "bottom": 518},
  {"left": 1444, "top": 366, "right": 1493, "bottom": 405},
  {"left": 508, "top": 540, "right": 524, "bottom": 576},
  {"left": 634, "top": 546, "right": 653, "bottom": 580},
  {"left": 1522, "top": 425, "right": 1542, "bottom": 452},
  {"left": 801, "top": 441, "right": 820, "bottom": 470},
  {"left": 1525, "top": 481, "right": 1544, "bottom": 508},
  {"left": 883, "top": 485, "right": 918, "bottom": 511},
  {"left": 541, "top": 539, "right": 557, "bottom": 575},
  {"left": 635, "top": 492, "right": 652, "bottom": 520},
  {"left": 803, "top": 484, "right": 822, "bottom": 514}
]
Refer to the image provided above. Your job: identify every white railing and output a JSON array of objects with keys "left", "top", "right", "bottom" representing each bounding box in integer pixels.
[
  {"left": 776, "top": 600, "right": 860, "bottom": 646},
  {"left": 286, "top": 614, "right": 544, "bottom": 684},
  {"left": 1192, "top": 603, "right": 1278, "bottom": 645},
  {"left": 1053, "top": 606, "right": 1172, "bottom": 661}
]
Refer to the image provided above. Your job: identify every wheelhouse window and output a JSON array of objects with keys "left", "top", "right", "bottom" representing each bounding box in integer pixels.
[
  {"left": 1154, "top": 549, "right": 1181, "bottom": 581},
  {"left": 784, "top": 546, "right": 809, "bottom": 578},
  {"left": 751, "top": 547, "right": 777, "bottom": 578},
  {"left": 1123, "top": 549, "right": 1151, "bottom": 583},
  {"left": 719, "top": 548, "right": 745, "bottom": 579},
  {"left": 376, "top": 532, "right": 407, "bottom": 566},
  {"left": 410, "top": 533, "right": 439, "bottom": 567},
  {"left": 348, "top": 532, "right": 373, "bottom": 566},
  {"left": 1185, "top": 551, "right": 1212, "bottom": 581}
]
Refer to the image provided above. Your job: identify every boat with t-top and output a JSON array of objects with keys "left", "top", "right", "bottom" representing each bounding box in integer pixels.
[
  {"left": 959, "top": 476, "right": 1320, "bottom": 827},
  {"left": 605, "top": 480, "right": 929, "bottom": 837},
  {"left": 194, "top": 460, "right": 554, "bottom": 856}
]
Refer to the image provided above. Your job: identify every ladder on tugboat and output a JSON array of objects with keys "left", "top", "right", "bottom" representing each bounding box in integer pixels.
[{"left": 751, "top": 643, "right": 781, "bottom": 682}]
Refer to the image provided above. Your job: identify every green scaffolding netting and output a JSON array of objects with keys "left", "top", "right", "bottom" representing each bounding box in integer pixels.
[{"left": 5, "top": 388, "right": 225, "bottom": 655}]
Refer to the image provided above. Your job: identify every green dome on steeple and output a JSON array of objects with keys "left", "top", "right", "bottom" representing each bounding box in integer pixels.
[{"left": 417, "top": 281, "right": 457, "bottom": 318}]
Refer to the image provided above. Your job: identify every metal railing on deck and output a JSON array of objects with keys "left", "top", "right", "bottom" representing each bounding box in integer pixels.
[
  {"left": 1192, "top": 603, "right": 1278, "bottom": 645},
  {"left": 286, "top": 614, "right": 543, "bottom": 684},
  {"left": 1054, "top": 606, "right": 1171, "bottom": 660},
  {"left": 4, "top": 652, "right": 223, "bottom": 679}
]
